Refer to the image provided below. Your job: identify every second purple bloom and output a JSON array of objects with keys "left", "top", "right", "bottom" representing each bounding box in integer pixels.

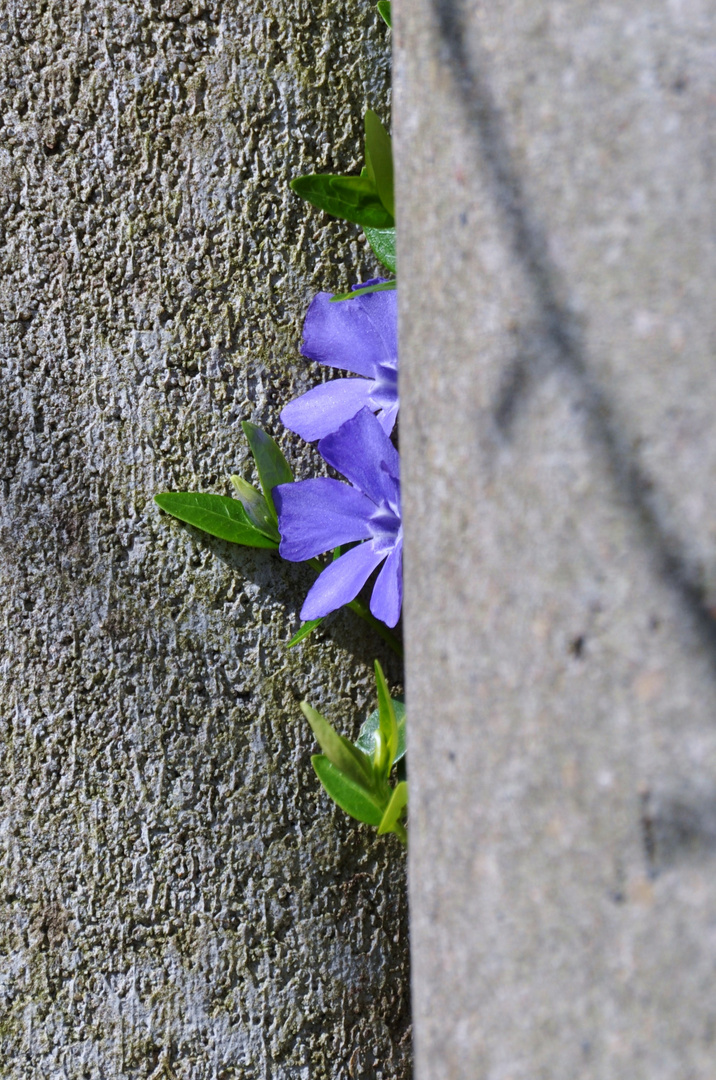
[
  {"left": 280, "top": 283, "right": 398, "bottom": 442},
  {"left": 274, "top": 407, "right": 402, "bottom": 628}
]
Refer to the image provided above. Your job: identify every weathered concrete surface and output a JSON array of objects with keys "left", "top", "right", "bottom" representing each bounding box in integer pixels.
[
  {"left": 0, "top": 2, "right": 410, "bottom": 1077},
  {"left": 395, "top": 1, "right": 716, "bottom": 1076}
]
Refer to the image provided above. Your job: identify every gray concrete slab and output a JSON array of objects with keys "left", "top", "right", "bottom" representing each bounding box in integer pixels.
[{"left": 395, "top": 1, "right": 716, "bottom": 1076}]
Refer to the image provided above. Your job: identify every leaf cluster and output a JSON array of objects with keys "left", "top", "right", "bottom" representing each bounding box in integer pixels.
[
  {"left": 291, "top": 106, "right": 397, "bottom": 290},
  {"left": 302, "top": 661, "right": 408, "bottom": 845},
  {"left": 155, "top": 421, "right": 290, "bottom": 550},
  {"left": 154, "top": 425, "right": 402, "bottom": 657}
]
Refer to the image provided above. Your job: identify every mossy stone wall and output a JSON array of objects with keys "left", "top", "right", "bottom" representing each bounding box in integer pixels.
[{"left": 0, "top": 2, "right": 409, "bottom": 1076}]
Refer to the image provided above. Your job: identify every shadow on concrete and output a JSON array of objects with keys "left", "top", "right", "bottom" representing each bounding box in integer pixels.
[
  {"left": 171, "top": 523, "right": 405, "bottom": 682},
  {"left": 430, "top": 0, "right": 716, "bottom": 670}
]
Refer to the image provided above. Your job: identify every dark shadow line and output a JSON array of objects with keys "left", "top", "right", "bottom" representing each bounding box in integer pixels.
[{"left": 430, "top": 0, "right": 716, "bottom": 662}]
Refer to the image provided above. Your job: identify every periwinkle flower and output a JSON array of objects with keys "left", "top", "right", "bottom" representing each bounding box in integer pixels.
[
  {"left": 274, "top": 407, "right": 402, "bottom": 627},
  {"left": 280, "top": 282, "right": 398, "bottom": 442}
]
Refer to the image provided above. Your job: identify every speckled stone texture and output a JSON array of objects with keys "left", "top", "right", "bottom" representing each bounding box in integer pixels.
[
  {"left": 395, "top": 1, "right": 716, "bottom": 1077},
  {"left": 0, "top": 2, "right": 410, "bottom": 1077}
]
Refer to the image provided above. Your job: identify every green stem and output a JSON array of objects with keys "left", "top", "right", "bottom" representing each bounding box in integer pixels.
[
  {"left": 331, "top": 278, "right": 397, "bottom": 302},
  {"left": 347, "top": 597, "right": 403, "bottom": 658},
  {"left": 306, "top": 558, "right": 404, "bottom": 659}
]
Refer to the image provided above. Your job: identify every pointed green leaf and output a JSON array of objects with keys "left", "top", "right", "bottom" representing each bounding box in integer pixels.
[
  {"left": 331, "top": 279, "right": 397, "bottom": 302},
  {"left": 374, "top": 660, "right": 399, "bottom": 775},
  {"left": 364, "top": 140, "right": 377, "bottom": 194},
  {"left": 229, "top": 475, "right": 280, "bottom": 541},
  {"left": 377, "top": 781, "right": 408, "bottom": 842},
  {"left": 241, "top": 422, "right": 293, "bottom": 523},
  {"left": 287, "top": 618, "right": 324, "bottom": 648},
  {"left": 301, "top": 702, "right": 375, "bottom": 789},
  {"left": 312, "top": 755, "right": 384, "bottom": 827},
  {"left": 365, "top": 226, "right": 396, "bottom": 273},
  {"left": 377, "top": 0, "right": 391, "bottom": 28},
  {"left": 364, "top": 111, "right": 394, "bottom": 220},
  {"left": 154, "top": 492, "right": 279, "bottom": 549},
  {"left": 356, "top": 699, "right": 406, "bottom": 763},
  {"left": 290, "top": 174, "right": 394, "bottom": 229}
]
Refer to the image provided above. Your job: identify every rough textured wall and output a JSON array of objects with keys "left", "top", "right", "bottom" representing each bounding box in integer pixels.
[
  {"left": 395, "top": 0, "right": 716, "bottom": 1077},
  {"left": 0, "top": 2, "right": 410, "bottom": 1077}
]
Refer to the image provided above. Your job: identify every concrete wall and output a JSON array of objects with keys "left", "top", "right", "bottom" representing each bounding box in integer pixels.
[
  {"left": 396, "top": 1, "right": 716, "bottom": 1077},
  {"left": 0, "top": 2, "right": 410, "bottom": 1076}
]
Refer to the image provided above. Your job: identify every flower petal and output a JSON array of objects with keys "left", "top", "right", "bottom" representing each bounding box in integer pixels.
[
  {"left": 301, "top": 541, "right": 386, "bottom": 620},
  {"left": 318, "top": 407, "right": 400, "bottom": 507},
  {"left": 375, "top": 400, "right": 399, "bottom": 436},
  {"left": 280, "top": 378, "right": 374, "bottom": 442},
  {"left": 274, "top": 478, "right": 374, "bottom": 562},
  {"left": 357, "top": 286, "right": 398, "bottom": 364},
  {"left": 370, "top": 536, "right": 402, "bottom": 627},
  {"left": 301, "top": 289, "right": 397, "bottom": 379}
]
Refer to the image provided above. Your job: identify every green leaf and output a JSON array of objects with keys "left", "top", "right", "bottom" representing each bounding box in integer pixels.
[
  {"left": 377, "top": 781, "right": 408, "bottom": 842},
  {"left": 241, "top": 422, "right": 293, "bottom": 523},
  {"left": 376, "top": 0, "right": 391, "bottom": 27},
  {"left": 365, "top": 227, "right": 396, "bottom": 272},
  {"left": 287, "top": 618, "right": 324, "bottom": 648},
  {"left": 290, "top": 174, "right": 394, "bottom": 229},
  {"left": 312, "top": 755, "right": 384, "bottom": 827},
  {"left": 364, "top": 111, "right": 394, "bottom": 219},
  {"left": 229, "top": 475, "right": 280, "bottom": 541},
  {"left": 374, "top": 660, "right": 399, "bottom": 776},
  {"left": 154, "top": 492, "right": 279, "bottom": 549},
  {"left": 364, "top": 138, "right": 377, "bottom": 194},
  {"left": 356, "top": 698, "right": 406, "bottom": 763},
  {"left": 301, "top": 702, "right": 374, "bottom": 789},
  {"left": 331, "top": 279, "right": 397, "bottom": 302}
]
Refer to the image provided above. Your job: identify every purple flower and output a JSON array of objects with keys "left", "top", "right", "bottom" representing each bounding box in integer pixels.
[
  {"left": 280, "top": 282, "right": 398, "bottom": 442},
  {"left": 274, "top": 407, "right": 402, "bottom": 628}
]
